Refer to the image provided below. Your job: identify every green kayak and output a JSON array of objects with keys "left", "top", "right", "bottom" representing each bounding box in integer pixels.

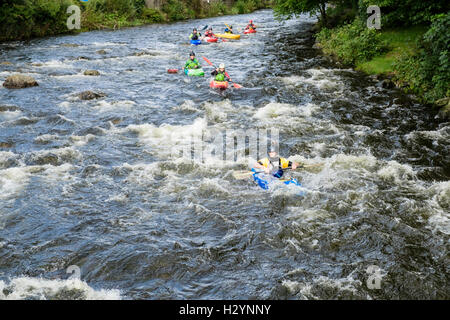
[{"left": 184, "top": 68, "right": 204, "bottom": 77}]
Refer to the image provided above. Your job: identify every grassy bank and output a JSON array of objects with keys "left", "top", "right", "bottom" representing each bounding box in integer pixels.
[
  {"left": 315, "top": 13, "right": 450, "bottom": 118},
  {"left": 356, "top": 26, "right": 427, "bottom": 75},
  {"left": 0, "top": 0, "right": 271, "bottom": 42}
]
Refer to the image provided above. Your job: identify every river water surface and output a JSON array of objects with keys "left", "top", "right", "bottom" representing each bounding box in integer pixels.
[{"left": 0, "top": 10, "right": 448, "bottom": 299}]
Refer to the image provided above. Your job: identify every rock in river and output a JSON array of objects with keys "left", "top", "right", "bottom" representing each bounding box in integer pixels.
[{"left": 3, "top": 74, "right": 38, "bottom": 89}]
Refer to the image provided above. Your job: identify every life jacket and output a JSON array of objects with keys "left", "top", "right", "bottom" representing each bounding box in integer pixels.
[
  {"left": 215, "top": 70, "right": 226, "bottom": 81},
  {"left": 257, "top": 157, "right": 291, "bottom": 177},
  {"left": 185, "top": 58, "right": 199, "bottom": 69},
  {"left": 190, "top": 33, "right": 199, "bottom": 40}
]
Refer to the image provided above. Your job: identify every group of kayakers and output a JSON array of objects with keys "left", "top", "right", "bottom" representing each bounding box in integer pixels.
[
  {"left": 185, "top": 20, "right": 257, "bottom": 83},
  {"left": 185, "top": 20, "right": 302, "bottom": 183},
  {"left": 185, "top": 51, "right": 230, "bottom": 82}
]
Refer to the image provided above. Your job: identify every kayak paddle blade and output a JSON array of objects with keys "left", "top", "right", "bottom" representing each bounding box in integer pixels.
[
  {"left": 232, "top": 171, "right": 254, "bottom": 180},
  {"left": 168, "top": 69, "right": 179, "bottom": 74}
]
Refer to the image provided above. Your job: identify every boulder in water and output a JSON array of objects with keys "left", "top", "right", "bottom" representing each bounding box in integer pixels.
[
  {"left": 96, "top": 50, "right": 107, "bottom": 55},
  {"left": 381, "top": 79, "right": 395, "bottom": 89},
  {"left": 0, "top": 142, "right": 14, "bottom": 148},
  {"left": 3, "top": 74, "right": 38, "bottom": 89},
  {"left": 78, "top": 91, "right": 105, "bottom": 100},
  {"left": 84, "top": 70, "right": 100, "bottom": 76}
]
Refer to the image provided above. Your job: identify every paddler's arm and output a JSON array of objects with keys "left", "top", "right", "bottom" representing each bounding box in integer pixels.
[{"left": 254, "top": 161, "right": 270, "bottom": 174}]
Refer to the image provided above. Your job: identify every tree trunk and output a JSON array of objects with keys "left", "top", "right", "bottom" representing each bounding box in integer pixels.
[{"left": 319, "top": 2, "right": 327, "bottom": 26}]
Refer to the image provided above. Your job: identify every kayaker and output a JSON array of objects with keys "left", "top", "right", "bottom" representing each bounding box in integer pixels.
[
  {"left": 224, "top": 25, "right": 233, "bottom": 34},
  {"left": 185, "top": 51, "right": 201, "bottom": 69},
  {"left": 211, "top": 63, "right": 231, "bottom": 82},
  {"left": 189, "top": 28, "right": 201, "bottom": 40},
  {"left": 245, "top": 20, "right": 256, "bottom": 30},
  {"left": 253, "top": 145, "right": 299, "bottom": 178},
  {"left": 204, "top": 27, "right": 215, "bottom": 37}
]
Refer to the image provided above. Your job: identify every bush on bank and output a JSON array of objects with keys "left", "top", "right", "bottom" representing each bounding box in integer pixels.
[
  {"left": 316, "top": 18, "right": 387, "bottom": 66},
  {"left": 393, "top": 13, "right": 450, "bottom": 105}
]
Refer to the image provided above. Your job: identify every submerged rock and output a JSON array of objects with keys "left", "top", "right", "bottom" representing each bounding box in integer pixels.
[
  {"left": 436, "top": 97, "right": 450, "bottom": 119},
  {"left": 381, "top": 79, "right": 395, "bottom": 89},
  {"left": 83, "top": 70, "right": 100, "bottom": 76},
  {"left": 3, "top": 74, "right": 38, "bottom": 89},
  {"left": 78, "top": 91, "right": 106, "bottom": 100},
  {"left": 0, "top": 142, "right": 14, "bottom": 148},
  {"left": 96, "top": 49, "right": 107, "bottom": 55}
]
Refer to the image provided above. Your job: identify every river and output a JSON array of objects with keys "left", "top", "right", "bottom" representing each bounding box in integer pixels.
[{"left": 0, "top": 10, "right": 448, "bottom": 299}]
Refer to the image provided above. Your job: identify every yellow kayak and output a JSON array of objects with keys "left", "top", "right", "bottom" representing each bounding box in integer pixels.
[{"left": 215, "top": 33, "right": 241, "bottom": 40}]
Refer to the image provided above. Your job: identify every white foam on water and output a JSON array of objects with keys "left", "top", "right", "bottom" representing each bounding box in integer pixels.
[
  {"left": 426, "top": 181, "right": 450, "bottom": 235},
  {"left": 0, "top": 167, "right": 30, "bottom": 200},
  {"left": 0, "top": 277, "right": 121, "bottom": 300},
  {"left": 93, "top": 100, "right": 136, "bottom": 111},
  {"left": 41, "top": 163, "right": 74, "bottom": 182},
  {"left": 34, "top": 134, "right": 60, "bottom": 144},
  {"left": 197, "top": 177, "right": 231, "bottom": 197},
  {"left": 0, "top": 110, "right": 22, "bottom": 121},
  {"left": 253, "top": 102, "right": 297, "bottom": 120},
  {"left": 41, "top": 60, "right": 73, "bottom": 69},
  {"left": 126, "top": 117, "right": 207, "bottom": 158},
  {"left": 174, "top": 100, "right": 198, "bottom": 112},
  {"left": 279, "top": 75, "right": 304, "bottom": 86},
  {"left": 122, "top": 162, "right": 163, "bottom": 184},
  {"left": 0, "top": 151, "right": 18, "bottom": 168},
  {"left": 31, "top": 147, "right": 82, "bottom": 164},
  {"left": 70, "top": 134, "right": 96, "bottom": 147},
  {"left": 377, "top": 160, "right": 416, "bottom": 184},
  {"left": 204, "top": 99, "right": 234, "bottom": 123}
]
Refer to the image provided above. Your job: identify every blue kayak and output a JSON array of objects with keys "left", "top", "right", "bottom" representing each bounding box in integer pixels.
[
  {"left": 252, "top": 169, "right": 305, "bottom": 195},
  {"left": 190, "top": 39, "right": 201, "bottom": 45}
]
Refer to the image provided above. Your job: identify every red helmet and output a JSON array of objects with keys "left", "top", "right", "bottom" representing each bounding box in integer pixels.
[{"left": 250, "top": 20, "right": 253, "bottom": 23}]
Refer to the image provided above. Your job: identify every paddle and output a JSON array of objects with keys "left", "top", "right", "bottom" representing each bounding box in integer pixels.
[
  {"left": 232, "top": 163, "right": 324, "bottom": 180},
  {"left": 202, "top": 56, "right": 242, "bottom": 89}
]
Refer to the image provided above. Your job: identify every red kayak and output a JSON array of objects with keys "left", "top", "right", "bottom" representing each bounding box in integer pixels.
[
  {"left": 204, "top": 36, "right": 218, "bottom": 43},
  {"left": 244, "top": 29, "right": 257, "bottom": 34},
  {"left": 210, "top": 80, "right": 229, "bottom": 90}
]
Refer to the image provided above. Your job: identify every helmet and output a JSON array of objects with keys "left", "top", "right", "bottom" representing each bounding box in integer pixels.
[
  {"left": 250, "top": 20, "right": 253, "bottom": 23},
  {"left": 193, "top": 28, "right": 197, "bottom": 31},
  {"left": 219, "top": 63, "right": 225, "bottom": 69},
  {"left": 190, "top": 51, "right": 195, "bottom": 56},
  {"left": 268, "top": 141, "right": 279, "bottom": 154}
]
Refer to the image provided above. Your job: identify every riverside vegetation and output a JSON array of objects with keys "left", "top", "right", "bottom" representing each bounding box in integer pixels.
[
  {"left": 0, "top": 0, "right": 269, "bottom": 41},
  {"left": 274, "top": 0, "right": 450, "bottom": 116}
]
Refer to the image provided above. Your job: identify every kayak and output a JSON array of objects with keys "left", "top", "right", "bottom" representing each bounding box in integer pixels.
[
  {"left": 184, "top": 68, "right": 204, "bottom": 77},
  {"left": 190, "top": 39, "right": 201, "bottom": 45},
  {"left": 244, "top": 29, "right": 257, "bottom": 34},
  {"left": 215, "top": 33, "right": 241, "bottom": 40},
  {"left": 252, "top": 170, "right": 305, "bottom": 195},
  {"left": 204, "top": 37, "right": 218, "bottom": 43},
  {"left": 210, "top": 80, "right": 228, "bottom": 89}
]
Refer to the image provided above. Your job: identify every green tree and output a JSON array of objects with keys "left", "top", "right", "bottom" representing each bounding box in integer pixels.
[{"left": 274, "top": 0, "right": 328, "bottom": 25}]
